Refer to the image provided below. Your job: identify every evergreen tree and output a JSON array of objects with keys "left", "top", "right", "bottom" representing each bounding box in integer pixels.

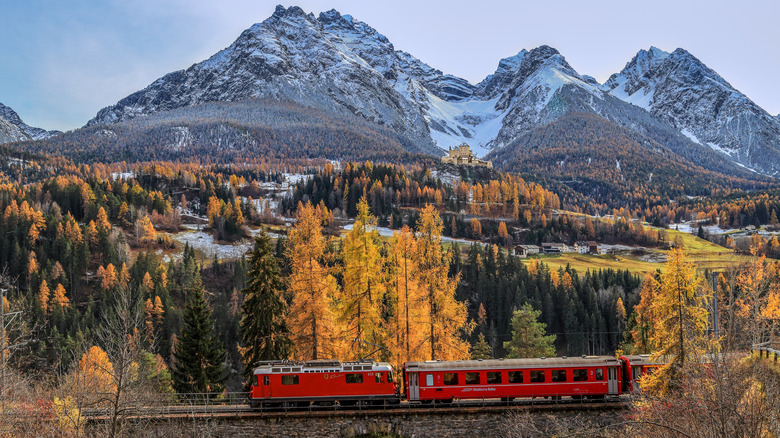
[
  {"left": 504, "top": 303, "right": 556, "bottom": 358},
  {"left": 471, "top": 333, "right": 492, "bottom": 360},
  {"left": 239, "top": 231, "right": 292, "bottom": 385},
  {"left": 172, "top": 287, "right": 227, "bottom": 394}
]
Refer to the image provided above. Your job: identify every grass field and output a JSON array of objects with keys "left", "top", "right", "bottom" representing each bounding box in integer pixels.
[{"left": 521, "top": 228, "right": 751, "bottom": 275}]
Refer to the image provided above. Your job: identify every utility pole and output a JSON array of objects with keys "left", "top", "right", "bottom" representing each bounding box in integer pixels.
[
  {"left": 1, "top": 286, "right": 5, "bottom": 412},
  {"left": 711, "top": 272, "right": 719, "bottom": 341}
]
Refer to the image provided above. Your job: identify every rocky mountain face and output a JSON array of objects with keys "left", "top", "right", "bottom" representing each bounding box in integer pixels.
[
  {"left": 83, "top": 5, "right": 778, "bottom": 178},
  {"left": 606, "top": 47, "right": 780, "bottom": 176},
  {"left": 0, "top": 102, "right": 59, "bottom": 143}
]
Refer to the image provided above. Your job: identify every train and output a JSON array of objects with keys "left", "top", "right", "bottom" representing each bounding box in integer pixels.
[{"left": 247, "top": 354, "right": 664, "bottom": 408}]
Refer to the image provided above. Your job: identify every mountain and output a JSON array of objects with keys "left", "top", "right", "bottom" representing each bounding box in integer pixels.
[
  {"left": 87, "top": 6, "right": 442, "bottom": 156},
  {"left": 54, "top": 5, "right": 779, "bottom": 180},
  {"left": 0, "top": 102, "right": 59, "bottom": 143},
  {"left": 605, "top": 47, "right": 780, "bottom": 176}
]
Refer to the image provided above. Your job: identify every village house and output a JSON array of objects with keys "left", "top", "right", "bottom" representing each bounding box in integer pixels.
[
  {"left": 513, "top": 244, "right": 540, "bottom": 258},
  {"left": 587, "top": 241, "right": 601, "bottom": 254},
  {"left": 575, "top": 241, "right": 590, "bottom": 254},
  {"left": 541, "top": 243, "right": 568, "bottom": 254},
  {"left": 441, "top": 144, "right": 493, "bottom": 168}
]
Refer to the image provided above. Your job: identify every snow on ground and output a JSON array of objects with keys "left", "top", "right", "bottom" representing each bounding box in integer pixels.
[
  {"left": 111, "top": 172, "right": 135, "bottom": 180},
  {"left": 342, "top": 223, "right": 489, "bottom": 247},
  {"left": 670, "top": 223, "right": 728, "bottom": 235},
  {"left": 171, "top": 230, "right": 255, "bottom": 260}
]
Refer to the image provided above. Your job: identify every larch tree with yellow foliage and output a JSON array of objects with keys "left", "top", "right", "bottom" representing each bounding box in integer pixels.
[
  {"left": 386, "top": 225, "right": 427, "bottom": 369},
  {"left": 51, "top": 283, "right": 69, "bottom": 309},
  {"left": 38, "top": 280, "right": 50, "bottom": 314},
  {"left": 416, "top": 205, "right": 470, "bottom": 360},
  {"left": 642, "top": 247, "right": 711, "bottom": 395},
  {"left": 339, "top": 198, "right": 385, "bottom": 359},
  {"left": 286, "top": 202, "right": 343, "bottom": 360}
]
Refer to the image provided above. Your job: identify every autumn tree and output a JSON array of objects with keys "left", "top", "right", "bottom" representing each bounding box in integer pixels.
[
  {"left": 286, "top": 202, "right": 342, "bottom": 360},
  {"left": 339, "top": 198, "right": 385, "bottom": 359},
  {"left": 503, "top": 303, "right": 556, "bottom": 358},
  {"left": 386, "top": 225, "right": 427, "bottom": 369},
  {"left": 239, "top": 231, "right": 292, "bottom": 385},
  {"left": 416, "top": 205, "right": 470, "bottom": 360},
  {"left": 642, "top": 247, "right": 711, "bottom": 395}
]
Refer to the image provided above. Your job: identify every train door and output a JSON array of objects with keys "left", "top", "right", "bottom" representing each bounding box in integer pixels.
[
  {"left": 607, "top": 367, "right": 618, "bottom": 395},
  {"left": 408, "top": 372, "right": 420, "bottom": 401},
  {"left": 260, "top": 374, "right": 270, "bottom": 398}
]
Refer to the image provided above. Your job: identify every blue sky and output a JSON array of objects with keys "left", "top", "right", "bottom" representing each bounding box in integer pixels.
[{"left": 1, "top": 0, "right": 778, "bottom": 131}]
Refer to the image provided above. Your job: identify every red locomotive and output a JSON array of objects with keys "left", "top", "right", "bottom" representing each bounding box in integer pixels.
[
  {"left": 403, "top": 356, "right": 622, "bottom": 402},
  {"left": 248, "top": 359, "right": 398, "bottom": 408}
]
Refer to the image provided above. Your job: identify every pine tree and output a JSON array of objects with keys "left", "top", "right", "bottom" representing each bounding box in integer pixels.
[
  {"left": 171, "top": 287, "right": 227, "bottom": 394},
  {"left": 504, "top": 303, "right": 556, "bottom": 358},
  {"left": 471, "top": 333, "right": 492, "bottom": 360},
  {"left": 239, "top": 231, "right": 292, "bottom": 385}
]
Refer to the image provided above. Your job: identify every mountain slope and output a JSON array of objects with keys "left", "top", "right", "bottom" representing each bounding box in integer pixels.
[
  {"left": 487, "top": 112, "right": 771, "bottom": 212},
  {"left": 18, "top": 99, "right": 433, "bottom": 165},
  {"left": 0, "top": 102, "right": 59, "bottom": 143},
  {"left": 606, "top": 47, "right": 780, "bottom": 176}
]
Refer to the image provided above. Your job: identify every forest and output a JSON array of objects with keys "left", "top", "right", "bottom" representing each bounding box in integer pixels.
[{"left": 0, "top": 139, "right": 776, "bottom": 436}]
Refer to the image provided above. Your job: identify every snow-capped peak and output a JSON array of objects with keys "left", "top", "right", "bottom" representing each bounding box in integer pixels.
[
  {"left": 0, "top": 101, "right": 59, "bottom": 142},
  {"left": 605, "top": 45, "right": 780, "bottom": 175}
]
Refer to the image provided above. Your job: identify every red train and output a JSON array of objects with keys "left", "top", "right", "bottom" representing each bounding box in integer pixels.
[
  {"left": 248, "top": 355, "right": 662, "bottom": 408},
  {"left": 248, "top": 359, "right": 397, "bottom": 408}
]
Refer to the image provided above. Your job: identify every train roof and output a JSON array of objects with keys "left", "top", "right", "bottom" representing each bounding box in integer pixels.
[
  {"left": 404, "top": 356, "right": 619, "bottom": 371},
  {"left": 253, "top": 359, "right": 393, "bottom": 374}
]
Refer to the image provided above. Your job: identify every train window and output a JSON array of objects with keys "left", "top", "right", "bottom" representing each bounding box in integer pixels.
[
  {"left": 346, "top": 373, "right": 364, "bottom": 384},
  {"left": 443, "top": 373, "right": 459, "bottom": 385},
  {"left": 551, "top": 370, "right": 567, "bottom": 382},
  {"left": 281, "top": 375, "right": 299, "bottom": 385},
  {"left": 530, "top": 370, "right": 545, "bottom": 383},
  {"left": 632, "top": 366, "right": 642, "bottom": 381},
  {"left": 426, "top": 374, "right": 434, "bottom": 386},
  {"left": 375, "top": 373, "right": 383, "bottom": 383},
  {"left": 486, "top": 372, "right": 502, "bottom": 384},
  {"left": 573, "top": 369, "right": 588, "bottom": 381},
  {"left": 263, "top": 376, "right": 269, "bottom": 385},
  {"left": 595, "top": 368, "right": 604, "bottom": 381},
  {"left": 508, "top": 371, "right": 523, "bottom": 383},
  {"left": 465, "top": 372, "right": 480, "bottom": 385},
  {"left": 388, "top": 371, "right": 394, "bottom": 382}
]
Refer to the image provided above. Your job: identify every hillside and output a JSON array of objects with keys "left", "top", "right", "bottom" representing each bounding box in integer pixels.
[{"left": 488, "top": 112, "right": 774, "bottom": 213}]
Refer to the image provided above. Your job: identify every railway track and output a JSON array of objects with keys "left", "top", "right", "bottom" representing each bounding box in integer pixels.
[{"left": 83, "top": 396, "right": 629, "bottom": 421}]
